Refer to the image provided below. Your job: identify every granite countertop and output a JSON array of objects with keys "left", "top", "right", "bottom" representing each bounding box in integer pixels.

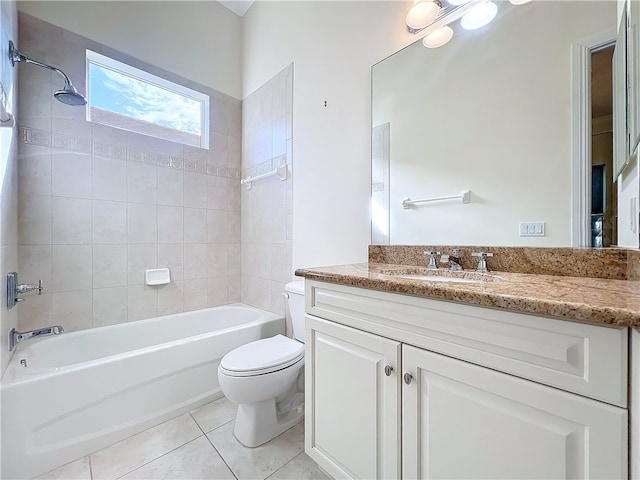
[{"left": 295, "top": 263, "right": 640, "bottom": 327}]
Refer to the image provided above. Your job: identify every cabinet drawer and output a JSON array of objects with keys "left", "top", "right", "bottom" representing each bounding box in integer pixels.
[{"left": 306, "top": 280, "right": 628, "bottom": 407}]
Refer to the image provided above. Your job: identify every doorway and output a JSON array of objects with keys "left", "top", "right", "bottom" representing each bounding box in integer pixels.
[{"left": 590, "top": 45, "right": 618, "bottom": 247}]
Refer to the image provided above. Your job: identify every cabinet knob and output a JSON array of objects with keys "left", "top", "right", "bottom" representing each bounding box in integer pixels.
[
  {"left": 384, "top": 365, "right": 394, "bottom": 376},
  {"left": 404, "top": 373, "right": 413, "bottom": 385}
]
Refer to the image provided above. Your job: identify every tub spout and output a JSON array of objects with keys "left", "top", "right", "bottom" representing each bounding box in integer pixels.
[{"left": 8, "top": 325, "right": 64, "bottom": 351}]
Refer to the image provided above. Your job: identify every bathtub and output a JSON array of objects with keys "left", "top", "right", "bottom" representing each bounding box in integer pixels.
[{"left": 1, "top": 304, "right": 284, "bottom": 479}]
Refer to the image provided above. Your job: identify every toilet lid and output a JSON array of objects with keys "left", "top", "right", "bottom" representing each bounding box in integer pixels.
[{"left": 220, "top": 335, "right": 304, "bottom": 376}]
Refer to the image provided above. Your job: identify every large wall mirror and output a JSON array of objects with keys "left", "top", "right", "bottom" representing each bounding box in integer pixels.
[{"left": 371, "top": 1, "right": 632, "bottom": 248}]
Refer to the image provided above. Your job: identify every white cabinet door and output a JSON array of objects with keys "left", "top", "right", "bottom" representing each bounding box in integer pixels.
[
  {"left": 305, "top": 315, "right": 401, "bottom": 480},
  {"left": 402, "top": 345, "right": 628, "bottom": 480}
]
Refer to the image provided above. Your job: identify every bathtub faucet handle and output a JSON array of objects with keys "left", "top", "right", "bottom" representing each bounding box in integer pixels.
[{"left": 15, "top": 279, "right": 43, "bottom": 295}]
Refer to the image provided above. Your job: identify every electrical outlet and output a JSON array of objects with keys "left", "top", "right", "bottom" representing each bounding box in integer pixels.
[{"left": 519, "top": 222, "right": 545, "bottom": 237}]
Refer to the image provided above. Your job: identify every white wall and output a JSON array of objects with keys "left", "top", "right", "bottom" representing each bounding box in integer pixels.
[
  {"left": 0, "top": 0, "right": 19, "bottom": 377},
  {"left": 243, "top": 1, "right": 414, "bottom": 269},
  {"left": 16, "top": 1, "right": 242, "bottom": 99}
]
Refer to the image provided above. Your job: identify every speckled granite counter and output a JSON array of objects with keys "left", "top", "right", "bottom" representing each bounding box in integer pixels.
[{"left": 295, "top": 263, "right": 640, "bottom": 327}]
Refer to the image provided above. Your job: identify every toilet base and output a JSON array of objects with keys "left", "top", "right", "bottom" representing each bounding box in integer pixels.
[{"left": 234, "top": 397, "right": 304, "bottom": 447}]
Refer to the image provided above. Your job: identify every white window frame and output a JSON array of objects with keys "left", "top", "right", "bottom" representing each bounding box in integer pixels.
[{"left": 86, "top": 49, "right": 210, "bottom": 149}]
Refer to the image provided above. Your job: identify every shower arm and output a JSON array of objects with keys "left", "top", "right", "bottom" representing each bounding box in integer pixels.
[{"left": 9, "top": 41, "right": 74, "bottom": 87}]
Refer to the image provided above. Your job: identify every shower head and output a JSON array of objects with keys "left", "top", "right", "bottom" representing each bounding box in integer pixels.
[
  {"left": 54, "top": 83, "right": 87, "bottom": 106},
  {"left": 8, "top": 40, "right": 87, "bottom": 106}
]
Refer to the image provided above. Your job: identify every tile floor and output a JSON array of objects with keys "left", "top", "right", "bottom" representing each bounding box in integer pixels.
[{"left": 35, "top": 396, "right": 329, "bottom": 480}]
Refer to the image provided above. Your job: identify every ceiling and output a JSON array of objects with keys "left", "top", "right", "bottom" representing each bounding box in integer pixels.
[{"left": 217, "top": 0, "right": 255, "bottom": 16}]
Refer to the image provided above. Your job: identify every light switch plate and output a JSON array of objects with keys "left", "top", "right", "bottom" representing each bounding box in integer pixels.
[{"left": 519, "top": 222, "right": 545, "bottom": 237}]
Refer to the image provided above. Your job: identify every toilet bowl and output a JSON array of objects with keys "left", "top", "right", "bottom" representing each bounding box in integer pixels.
[{"left": 218, "top": 280, "right": 306, "bottom": 447}]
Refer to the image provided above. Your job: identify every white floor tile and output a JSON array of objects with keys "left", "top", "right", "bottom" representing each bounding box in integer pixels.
[
  {"left": 33, "top": 456, "right": 91, "bottom": 480},
  {"left": 207, "top": 421, "right": 304, "bottom": 480},
  {"left": 190, "top": 396, "right": 237, "bottom": 433},
  {"left": 119, "top": 436, "right": 235, "bottom": 480},
  {"left": 90, "top": 414, "right": 202, "bottom": 480},
  {"left": 266, "top": 453, "right": 329, "bottom": 480}
]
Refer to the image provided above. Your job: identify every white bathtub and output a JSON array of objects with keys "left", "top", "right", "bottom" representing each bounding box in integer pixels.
[{"left": 1, "top": 304, "right": 284, "bottom": 479}]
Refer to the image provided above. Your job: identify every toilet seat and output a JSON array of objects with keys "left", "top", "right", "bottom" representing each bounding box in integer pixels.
[{"left": 220, "top": 334, "right": 304, "bottom": 377}]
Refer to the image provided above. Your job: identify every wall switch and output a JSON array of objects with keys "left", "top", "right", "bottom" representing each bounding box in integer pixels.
[{"left": 519, "top": 222, "right": 545, "bottom": 237}]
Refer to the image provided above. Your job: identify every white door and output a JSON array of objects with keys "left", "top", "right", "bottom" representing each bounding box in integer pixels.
[
  {"left": 305, "top": 315, "right": 401, "bottom": 480},
  {"left": 402, "top": 344, "right": 628, "bottom": 480}
]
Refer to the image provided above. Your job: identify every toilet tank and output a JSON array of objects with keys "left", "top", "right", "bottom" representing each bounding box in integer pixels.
[{"left": 285, "top": 281, "right": 305, "bottom": 342}]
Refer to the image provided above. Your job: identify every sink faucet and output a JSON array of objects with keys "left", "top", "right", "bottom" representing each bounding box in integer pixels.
[
  {"left": 424, "top": 250, "right": 440, "bottom": 270},
  {"left": 8, "top": 326, "right": 64, "bottom": 351},
  {"left": 441, "top": 249, "right": 463, "bottom": 271}
]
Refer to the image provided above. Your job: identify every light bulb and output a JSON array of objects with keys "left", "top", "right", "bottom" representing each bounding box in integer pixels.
[
  {"left": 422, "top": 26, "right": 454, "bottom": 48},
  {"left": 406, "top": 1, "right": 441, "bottom": 30},
  {"left": 509, "top": 0, "right": 531, "bottom": 4},
  {"left": 460, "top": 1, "right": 498, "bottom": 30},
  {"left": 447, "top": 0, "right": 471, "bottom": 5}
]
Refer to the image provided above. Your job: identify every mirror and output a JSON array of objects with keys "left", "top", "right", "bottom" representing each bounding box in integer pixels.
[
  {"left": 629, "top": 0, "right": 640, "bottom": 153},
  {"left": 372, "top": 1, "right": 618, "bottom": 247},
  {"left": 613, "top": 3, "right": 629, "bottom": 178}
]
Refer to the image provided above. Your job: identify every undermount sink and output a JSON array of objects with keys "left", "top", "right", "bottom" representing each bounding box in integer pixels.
[
  {"left": 395, "top": 274, "right": 483, "bottom": 284},
  {"left": 387, "top": 271, "right": 503, "bottom": 284}
]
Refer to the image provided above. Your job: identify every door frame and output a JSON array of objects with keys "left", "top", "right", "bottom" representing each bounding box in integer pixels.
[{"left": 571, "top": 30, "right": 616, "bottom": 247}]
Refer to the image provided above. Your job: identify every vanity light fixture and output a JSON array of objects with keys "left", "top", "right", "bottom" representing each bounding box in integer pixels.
[
  {"left": 460, "top": 1, "right": 498, "bottom": 30},
  {"left": 405, "top": 0, "right": 530, "bottom": 48},
  {"left": 423, "top": 25, "right": 454, "bottom": 48},
  {"left": 406, "top": 0, "right": 443, "bottom": 33}
]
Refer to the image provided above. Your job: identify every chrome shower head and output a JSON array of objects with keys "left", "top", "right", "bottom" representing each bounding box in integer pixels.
[
  {"left": 8, "top": 40, "right": 87, "bottom": 106},
  {"left": 54, "top": 84, "right": 87, "bottom": 106}
]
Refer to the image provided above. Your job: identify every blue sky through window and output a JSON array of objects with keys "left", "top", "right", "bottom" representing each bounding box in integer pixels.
[{"left": 89, "top": 63, "right": 203, "bottom": 136}]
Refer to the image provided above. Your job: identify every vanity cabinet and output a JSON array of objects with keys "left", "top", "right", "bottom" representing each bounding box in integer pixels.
[{"left": 304, "top": 280, "right": 629, "bottom": 480}]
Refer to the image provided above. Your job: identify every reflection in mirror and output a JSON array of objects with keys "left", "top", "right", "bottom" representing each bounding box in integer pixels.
[{"left": 372, "top": 1, "right": 617, "bottom": 247}]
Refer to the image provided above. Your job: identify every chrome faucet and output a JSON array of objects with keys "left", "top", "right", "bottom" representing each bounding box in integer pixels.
[
  {"left": 6, "top": 272, "right": 43, "bottom": 309},
  {"left": 8, "top": 325, "right": 64, "bottom": 351},
  {"left": 441, "top": 249, "right": 463, "bottom": 271},
  {"left": 471, "top": 252, "right": 494, "bottom": 273},
  {"left": 424, "top": 251, "right": 440, "bottom": 270}
]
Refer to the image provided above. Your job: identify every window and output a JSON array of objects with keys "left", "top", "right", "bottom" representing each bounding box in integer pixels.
[{"left": 86, "top": 50, "right": 209, "bottom": 149}]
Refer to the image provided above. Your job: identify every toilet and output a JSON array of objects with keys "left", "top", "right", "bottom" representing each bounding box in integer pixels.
[{"left": 218, "top": 281, "right": 306, "bottom": 447}]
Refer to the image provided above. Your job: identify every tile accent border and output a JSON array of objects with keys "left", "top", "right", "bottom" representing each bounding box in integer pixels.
[{"left": 19, "top": 126, "right": 241, "bottom": 180}]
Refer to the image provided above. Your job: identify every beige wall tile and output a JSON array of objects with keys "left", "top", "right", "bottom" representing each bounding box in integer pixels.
[
  {"left": 157, "top": 168, "right": 183, "bottom": 206},
  {"left": 127, "top": 245, "right": 158, "bottom": 285},
  {"left": 19, "top": 195, "right": 51, "bottom": 245},
  {"left": 52, "top": 152, "right": 92, "bottom": 198},
  {"left": 127, "top": 203, "right": 158, "bottom": 244},
  {"left": 93, "top": 245, "right": 127, "bottom": 288},
  {"left": 127, "top": 285, "right": 158, "bottom": 322},
  {"left": 158, "top": 206, "right": 184, "bottom": 244},
  {"left": 93, "top": 287, "right": 128, "bottom": 327},
  {"left": 157, "top": 281, "right": 184, "bottom": 316},
  {"left": 158, "top": 244, "right": 184, "bottom": 281},
  {"left": 92, "top": 157, "right": 127, "bottom": 202},
  {"left": 93, "top": 200, "right": 126, "bottom": 244},
  {"left": 52, "top": 197, "right": 92, "bottom": 245},
  {"left": 52, "top": 290, "right": 92, "bottom": 332},
  {"left": 127, "top": 162, "right": 157, "bottom": 204},
  {"left": 51, "top": 245, "right": 92, "bottom": 293}
]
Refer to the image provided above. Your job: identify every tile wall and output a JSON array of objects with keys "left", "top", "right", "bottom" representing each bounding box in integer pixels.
[
  {"left": 16, "top": 14, "right": 242, "bottom": 332},
  {"left": 241, "top": 65, "right": 294, "bottom": 318}
]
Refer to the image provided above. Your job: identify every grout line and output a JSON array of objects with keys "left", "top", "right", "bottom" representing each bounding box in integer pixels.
[
  {"left": 263, "top": 451, "right": 304, "bottom": 480},
  {"left": 89, "top": 454, "right": 94, "bottom": 480},
  {"left": 203, "top": 431, "right": 238, "bottom": 480},
  {"left": 110, "top": 434, "right": 204, "bottom": 480}
]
